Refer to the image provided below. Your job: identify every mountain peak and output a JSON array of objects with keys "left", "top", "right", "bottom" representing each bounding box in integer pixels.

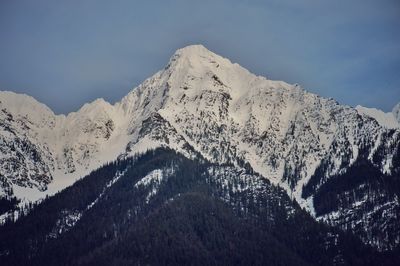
[
  {"left": 172, "top": 44, "right": 227, "bottom": 63},
  {"left": 163, "top": 44, "right": 264, "bottom": 99},
  {"left": 0, "top": 90, "right": 57, "bottom": 126},
  {"left": 174, "top": 44, "right": 211, "bottom": 56},
  {"left": 168, "top": 44, "right": 251, "bottom": 74},
  {"left": 78, "top": 98, "right": 112, "bottom": 112},
  {"left": 0, "top": 90, "right": 54, "bottom": 113}
]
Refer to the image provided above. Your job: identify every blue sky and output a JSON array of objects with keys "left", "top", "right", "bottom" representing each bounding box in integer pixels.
[{"left": 0, "top": 0, "right": 399, "bottom": 114}]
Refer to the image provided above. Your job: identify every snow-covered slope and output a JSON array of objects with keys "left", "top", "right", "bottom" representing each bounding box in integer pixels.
[
  {"left": 356, "top": 105, "right": 400, "bottom": 129},
  {"left": 1, "top": 45, "right": 400, "bottom": 250},
  {"left": 0, "top": 92, "right": 131, "bottom": 202}
]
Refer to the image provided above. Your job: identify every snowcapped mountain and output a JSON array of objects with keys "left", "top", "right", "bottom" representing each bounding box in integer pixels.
[
  {"left": 0, "top": 92, "right": 131, "bottom": 202},
  {"left": 1, "top": 45, "right": 399, "bottom": 250}
]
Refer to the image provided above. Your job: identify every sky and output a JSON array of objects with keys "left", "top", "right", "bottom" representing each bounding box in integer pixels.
[{"left": 0, "top": 0, "right": 399, "bottom": 114}]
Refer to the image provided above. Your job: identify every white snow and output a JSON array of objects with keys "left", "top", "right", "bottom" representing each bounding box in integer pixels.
[
  {"left": 356, "top": 105, "right": 400, "bottom": 129},
  {"left": 86, "top": 169, "right": 127, "bottom": 211},
  {"left": 134, "top": 167, "right": 175, "bottom": 203},
  {"left": 47, "top": 210, "right": 82, "bottom": 239}
]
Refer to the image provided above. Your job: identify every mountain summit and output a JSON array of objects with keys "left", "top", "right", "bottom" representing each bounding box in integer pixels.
[{"left": 1, "top": 45, "right": 399, "bottom": 251}]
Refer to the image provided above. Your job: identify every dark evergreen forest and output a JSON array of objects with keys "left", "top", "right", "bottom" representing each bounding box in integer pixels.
[{"left": 1, "top": 148, "right": 399, "bottom": 265}]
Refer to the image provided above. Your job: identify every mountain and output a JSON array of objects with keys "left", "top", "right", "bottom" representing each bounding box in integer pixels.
[
  {"left": 0, "top": 92, "right": 130, "bottom": 203},
  {"left": 1, "top": 148, "right": 396, "bottom": 265},
  {"left": 1, "top": 45, "right": 400, "bottom": 252}
]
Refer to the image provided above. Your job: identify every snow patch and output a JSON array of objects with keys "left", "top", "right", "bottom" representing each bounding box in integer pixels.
[{"left": 134, "top": 167, "right": 175, "bottom": 203}]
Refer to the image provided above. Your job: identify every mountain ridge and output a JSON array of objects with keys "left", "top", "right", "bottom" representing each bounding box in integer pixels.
[
  {"left": 356, "top": 104, "right": 400, "bottom": 129},
  {"left": 1, "top": 44, "right": 400, "bottom": 250}
]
